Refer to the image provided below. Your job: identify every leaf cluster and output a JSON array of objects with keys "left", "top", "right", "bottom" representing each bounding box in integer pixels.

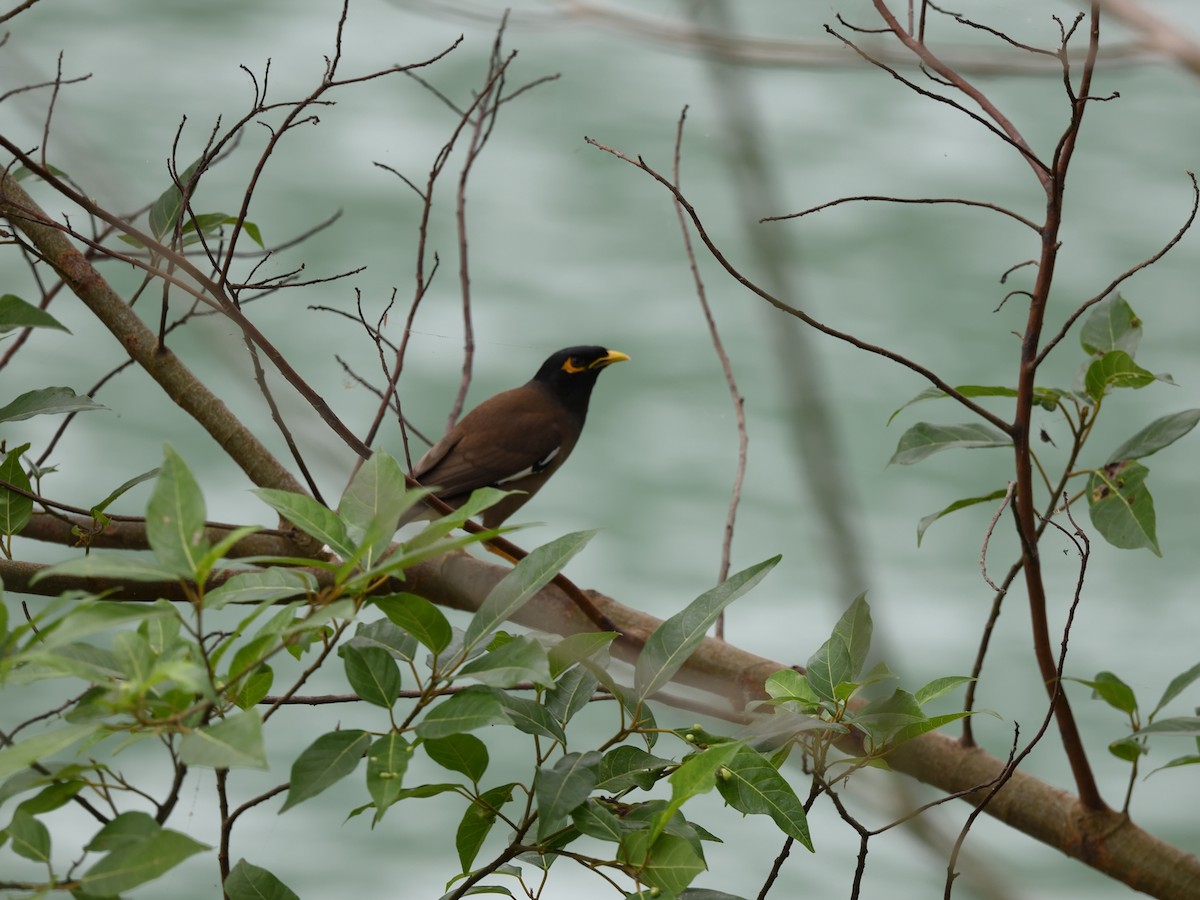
[
  {"left": 891, "top": 296, "right": 1198, "bottom": 555},
  {"left": 0, "top": 445, "right": 984, "bottom": 898}
]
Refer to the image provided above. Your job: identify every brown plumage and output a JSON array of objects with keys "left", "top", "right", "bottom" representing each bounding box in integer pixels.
[{"left": 411, "top": 346, "right": 628, "bottom": 527}]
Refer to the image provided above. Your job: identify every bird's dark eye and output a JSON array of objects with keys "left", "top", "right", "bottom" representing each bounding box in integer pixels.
[{"left": 561, "top": 357, "right": 586, "bottom": 374}]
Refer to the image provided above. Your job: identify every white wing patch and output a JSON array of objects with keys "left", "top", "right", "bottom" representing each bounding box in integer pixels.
[{"left": 496, "top": 446, "right": 560, "bottom": 485}]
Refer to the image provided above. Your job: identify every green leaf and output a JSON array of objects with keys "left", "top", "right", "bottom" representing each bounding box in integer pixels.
[
  {"left": 572, "top": 798, "right": 627, "bottom": 842},
  {"left": 338, "top": 451, "right": 413, "bottom": 531},
  {"left": 545, "top": 666, "right": 600, "bottom": 728},
  {"left": 81, "top": 820, "right": 207, "bottom": 895},
  {"left": 4, "top": 777, "right": 83, "bottom": 815},
  {"left": 346, "top": 618, "right": 419, "bottom": 662},
  {"left": 205, "top": 568, "right": 316, "bottom": 610},
  {"left": 463, "top": 530, "right": 596, "bottom": 653},
  {"left": 595, "top": 746, "right": 674, "bottom": 792},
  {"left": 0, "top": 294, "right": 69, "bottom": 333},
  {"left": 650, "top": 741, "right": 744, "bottom": 845},
  {"left": 12, "top": 163, "right": 68, "bottom": 182},
  {"left": 366, "top": 732, "right": 411, "bottom": 820},
  {"left": 423, "top": 733, "right": 489, "bottom": 783},
  {"left": 888, "top": 385, "right": 1018, "bottom": 425},
  {"left": 1134, "top": 716, "right": 1200, "bottom": 737},
  {"left": 112, "top": 629, "right": 154, "bottom": 683},
  {"left": 342, "top": 646, "right": 402, "bottom": 708},
  {"left": 1108, "top": 737, "right": 1146, "bottom": 763},
  {"left": 806, "top": 594, "right": 872, "bottom": 702},
  {"left": 240, "top": 220, "right": 265, "bottom": 248},
  {"left": 534, "top": 751, "right": 600, "bottom": 840},
  {"left": 88, "top": 467, "right": 161, "bottom": 520},
  {"left": 183, "top": 213, "right": 266, "bottom": 249},
  {"left": 1151, "top": 661, "right": 1200, "bottom": 719},
  {"left": 146, "top": 445, "right": 209, "bottom": 578},
  {"left": 416, "top": 686, "right": 512, "bottom": 740},
  {"left": 279, "top": 730, "right": 370, "bottom": 812},
  {"left": 1084, "top": 350, "right": 1156, "bottom": 402},
  {"left": 1070, "top": 672, "right": 1138, "bottom": 715},
  {"left": 1152, "top": 755, "right": 1200, "bottom": 774},
  {"left": 338, "top": 451, "right": 418, "bottom": 567},
  {"left": 84, "top": 810, "right": 159, "bottom": 851},
  {"left": 459, "top": 635, "right": 552, "bottom": 688},
  {"left": 888, "top": 385, "right": 1064, "bottom": 423},
  {"left": 1107, "top": 409, "right": 1200, "bottom": 463},
  {"left": 11, "top": 645, "right": 120, "bottom": 685},
  {"left": 1080, "top": 294, "right": 1141, "bottom": 358},
  {"left": 916, "top": 489, "right": 1008, "bottom": 546},
  {"left": 457, "top": 783, "right": 515, "bottom": 872},
  {"left": 0, "top": 724, "right": 101, "bottom": 780},
  {"left": 915, "top": 675, "right": 975, "bottom": 707},
  {"left": 546, "top": 631, "right": 617, "bottom": 677},
  {"left": 8, "top": 808, "right": 51, "bottom": 862},
  {"left": 0, "top": 443, "right": 33, "bottom": 537},
  {"left": 889, "top": 422, "right": 1011, "bottom": 465},
  {"left": 233, "top": 665, "right": 273, "bottom": 710},
  {"left": 374, "top": 592, "right": 452, "bottom": 654},
  {"left": 379, "top": 782, "right": 462, "bottom": 802},
  {"left": 0, "top": 387, "right": 104, "bottom": 423},
  {"left": 714, "top": 746, "right": 812, "bottom": 851},
  {"left": 31, "top": 553, "right": 180, "bottom": 584},
  {"left": 492, "top": 690, "right": 567, "bottom": 744},
  {"left": 178, "top": 711, "right": 267, "bottom": 769},
  {"left": 225, "top": 859, "right": 300, "bottom": 900},
  {"left": 853, "top": 694, "right": 931, "bottom": 750},
  {"left": 888, "top": 711, "right": 980, "bottom": 746},
  {"left": 403, "top": 487, "right": 509, "bottom": 551},
  {"left": 623, "top": 831, "right": 706, "bottom": 897},
  {"left": 375, "top": 525, "right": 507, "bottom": 581},
  {"left": 189, "top": 528, "right": 257, "bottom": 583},
  {"left": 149, "top": 158, "right": 202, "bottom": 241},
  {"left": 254, "top": 488, "right": 354, "bottom": 559},
  {"left": 1087, "top": 461, "right": 1160, "bottom": 555},
  {"left": 37, "top": 602, "right": 173, "bottom": 653},
  {"left": 764, "top": 669, "right": 821, "bottom": 706},
  {"left": 635, "top": 556, "right": 780, "bottom": 704}
]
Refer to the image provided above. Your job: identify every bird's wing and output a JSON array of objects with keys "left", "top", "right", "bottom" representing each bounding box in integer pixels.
[{"left": 413, "top": 388, "right": 569, "bottom": 499}]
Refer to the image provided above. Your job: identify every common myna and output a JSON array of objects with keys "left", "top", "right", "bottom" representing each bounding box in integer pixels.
[{"left": 409, "top": 345, "right": 629, "bottom": 527}]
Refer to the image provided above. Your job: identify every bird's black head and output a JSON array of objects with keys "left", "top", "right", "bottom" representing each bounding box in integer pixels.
[{"left": 529, "top": 345, "right": 629, "bottom": 416}]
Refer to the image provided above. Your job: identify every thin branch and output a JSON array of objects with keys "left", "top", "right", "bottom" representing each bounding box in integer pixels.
[
  {"left": 392, "top": 0, "right": 1165, "bottom": 75},
  {"left": 0, "top": 0, "right": 42, "bottom": 24},
  {"left": 827, "top": 15, "right": 1049, "bottom": 185},
  {"left": 946, "top": 493, "right": 1093, "bottom": 891},
  {"left": 1004, "top": 0, "right": 1104, "bottom": 811},
  {"left": 1036, "top": 170, "right": 1199, "bottom": 366},
  {"left": 584, "top": 137, "right": 1013, "bottom": 434},
  {"left": 670, "top": 106, "right": 749, "bottom": 641},
  {"left": 979, "top": 482, "right": 1014, "bottom": 593},
  {"left": 763, "top": 194, "right": 1041, "bottom": 234}
]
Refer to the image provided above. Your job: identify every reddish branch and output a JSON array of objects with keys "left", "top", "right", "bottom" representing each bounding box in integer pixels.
[{"left": 1008, "top": 4, "right": 1105, "bottom": 811}]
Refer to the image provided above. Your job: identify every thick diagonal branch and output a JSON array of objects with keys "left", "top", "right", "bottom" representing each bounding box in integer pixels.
[{"left": 0, "top": 173, "right": 306, "bottom": 498}]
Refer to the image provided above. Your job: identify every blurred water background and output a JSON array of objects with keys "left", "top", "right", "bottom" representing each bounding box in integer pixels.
[{"left": 3, "top": 1, "right": 1200, "bottom": 897}]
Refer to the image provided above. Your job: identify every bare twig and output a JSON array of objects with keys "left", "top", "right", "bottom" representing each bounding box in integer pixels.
[
  {"left": 1036, "top": 171, "right": 1199, "bottom": 366},
  {"left": 669, "top": 106, "right": 749, "bottom": 640},
  {"left": 979, "top": 483, "right": 1015, "bottom": 593},
  {"left": 763, "top": 194, "right": 1040, "bottom": 234},
  {"left": 946, "top": 493, "right": 1092, "bottom": 892},
  {"left": 584, "top": 136, "right": 1013, "bottom": 435}
]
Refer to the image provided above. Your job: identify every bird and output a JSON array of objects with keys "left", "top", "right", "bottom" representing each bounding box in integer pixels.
[{"left": 408, "top": 345, "right": 629, "bottom": 528}]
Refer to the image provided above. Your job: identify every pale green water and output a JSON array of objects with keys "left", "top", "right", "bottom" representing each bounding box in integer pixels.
[{"left": 3, "top": 1, "right": 1200, "bottom": 898}]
